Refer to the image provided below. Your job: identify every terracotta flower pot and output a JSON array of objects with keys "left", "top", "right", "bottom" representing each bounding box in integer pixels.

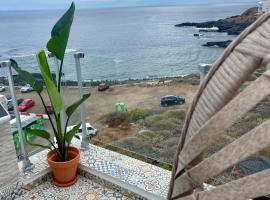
[{"left": 47, "top": 147, "right": 80, "bottom": 187}]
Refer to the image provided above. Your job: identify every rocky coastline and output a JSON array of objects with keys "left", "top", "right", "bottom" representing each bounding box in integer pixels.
[
  {"left": 175, "top": 7, "right": 258, "bottom": 35},
  {"left": 0, "top": 73, "right": 200, "bottom": 87},
  {"left": 202, "top": 40, "right": 232, "bottom": 48}
]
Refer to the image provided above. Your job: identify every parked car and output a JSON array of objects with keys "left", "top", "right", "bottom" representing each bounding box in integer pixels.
[
  {"left": 161, "top": 95, "right": 185, "bottom": 107},
  {"left": 0, "top": 86, "right": 5, "bottom": 92},
  {"left": 98, "top": 82, "right": 109, "bottom": 91},
  {"left": 18, "top": 99, "right": 35, "bottom": 112},
  {"left": 20, "top": 84, "right": 34, "bottom": 93},
  {"left": 7, "top": 98, "right": 23, "bottom": 111},
  {"left": 45, "top": 104, "right": 54, "bottom": 114},
  {"left": 67, "top": 123, "right": 97, "bottom": 138}
]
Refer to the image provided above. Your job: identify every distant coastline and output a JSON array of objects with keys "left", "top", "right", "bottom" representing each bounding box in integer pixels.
[
  {"left": 175, "top": 7, "right": 258, "bottom": 35},
  {"left": 175, "top": 7, "right": 258, "bottom": 48},
  {"left": 0, "top": 73, "right": 200, "bottom": 87}
]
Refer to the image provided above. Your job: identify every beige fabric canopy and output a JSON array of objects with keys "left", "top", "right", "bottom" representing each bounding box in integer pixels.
[{"left": 168, "top": 10, "right": 270, "bottom": 200}]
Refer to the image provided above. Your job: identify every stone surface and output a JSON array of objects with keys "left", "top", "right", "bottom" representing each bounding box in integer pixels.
[
  {"left": 0, "top": 122, "right": 21, "bottom": 200},
  {"left": 18, "top": 175, "right": 131, "bottom": 200},
  {"left": 17, "top": 139, "right": 171, "bottom": 199},
  {"left": 202, "top": 40, "right": 232, "bottom": 48},
  {"left": 175, "top": 7, "right": 258, "bottom": 35}
]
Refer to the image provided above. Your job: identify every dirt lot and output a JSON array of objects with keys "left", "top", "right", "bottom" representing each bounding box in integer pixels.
[
  {"left": 3, "top": 81, "right": 197, "bottom": 124},
  {"left": 3, "top": 80, "right": 198, "bottom": 156}
]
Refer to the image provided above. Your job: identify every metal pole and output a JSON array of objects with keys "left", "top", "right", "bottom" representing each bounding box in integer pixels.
[
  {"left": 198, "top": 64, "right": 211, "bottom": 85},
  {"left": 48, "top": 53, "right": 66, "bottom": 132},
  {"left": 1, "top": 60, "right": 33, "bottom": 172},
  {"left": 74, "top": 52, "right": 89, "bottom": 150}
]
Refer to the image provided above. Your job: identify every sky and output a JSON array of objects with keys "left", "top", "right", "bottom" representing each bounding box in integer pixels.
[{"left": 0, "top": 0, "right": 257, "bottom": 11}]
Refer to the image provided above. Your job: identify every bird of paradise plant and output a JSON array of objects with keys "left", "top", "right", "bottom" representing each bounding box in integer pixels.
[{"left": 10, "top": 2, "right": 90, "bottom": 162}]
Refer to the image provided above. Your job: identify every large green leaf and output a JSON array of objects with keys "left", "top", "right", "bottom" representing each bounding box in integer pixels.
[
  {"left": 27, "top": 129, "right": 51, "bottom": 140},
  {"left": 66, "top": 93, "right": 91, "bottom": 118},
  {"left": 27, "top": 141, "right": 51, "bottom": 150},
  {"left": 10, "top": 59, "right": 43, "bottom": 93},
  {"left": 36, "top": 50, "right": 54, "bottom": 81},
  {"left": 46, "top": 2, "right": 75, "bottom": 60},
  {"left": 37, "top": 50, "right": 62, "bottom": 114},
  {"left": 65, "top": 123, "right": 81, "bottom": 144}
]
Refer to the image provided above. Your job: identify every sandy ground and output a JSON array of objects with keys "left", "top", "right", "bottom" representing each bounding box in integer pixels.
[
  {"left": 3, "top": 81, "right": 198, "bottom": 123},
  {"left": 2, "top": 81, "right": 198, "bottom": 155}
]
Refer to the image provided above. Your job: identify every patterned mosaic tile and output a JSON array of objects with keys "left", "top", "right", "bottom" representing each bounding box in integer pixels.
[
  {"left": 18, "top": 175, "right": 131, "bottom": 200},
  {"left": 19, "top": 150, "right": 49, "bottom": 183},
  {"left": 79, "top": 144, "right": 171, "bottom": 199},
  {"left": 18, "top": 139, "right": 171, "bottom": 199}
]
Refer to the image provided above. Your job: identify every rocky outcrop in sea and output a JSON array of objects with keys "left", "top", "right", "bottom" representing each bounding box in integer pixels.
[
  {"left": 202, "top": 40, "right": 232, "bottom": 48},
  {"left": 175, "top": 7, "right": 259, "bottom": 35}
]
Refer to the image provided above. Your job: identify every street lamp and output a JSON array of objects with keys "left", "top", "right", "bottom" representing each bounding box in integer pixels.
[{"left": 0, "top": 60, "right": 33, "bottom": 172}]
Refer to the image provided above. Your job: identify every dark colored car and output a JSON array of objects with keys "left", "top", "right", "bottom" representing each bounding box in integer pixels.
[
  {"left": 7, "top": 98, "right": 23, "bottom": 111},
  {"left": 98, "top": 83, "right": 109, "bottom": 91},
  {"left": 18, "top": 99, "right": 35, "bottom": 112},
  {"left": 161, "top": 95, "right": 185, "bottom": 107}
]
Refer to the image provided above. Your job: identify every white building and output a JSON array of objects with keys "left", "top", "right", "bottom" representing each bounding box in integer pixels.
[{"left": 258, "top": 0, "right": 270, "bottom": 14}]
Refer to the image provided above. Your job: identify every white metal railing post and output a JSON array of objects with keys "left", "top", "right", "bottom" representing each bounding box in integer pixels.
[
  {"left": 198, "top": 64, "right": 212, "bottom": 85},
  {"left": 0, "top": 60, "right": 33, "bottom": 172},
  {"left": 48, "top": 53, "right": 66, "bottom": 133},
  {"left": 74, "top": 52, "right": 89, "bottom": 150}
]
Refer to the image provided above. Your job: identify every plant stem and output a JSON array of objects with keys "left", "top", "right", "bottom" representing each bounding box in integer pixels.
[
  {"left": 38, "top": 93, "right": 57, "bottom": 134},
  {"left": 47, "top": 139, "right": 63, "bottom": 161},
  {"left": 38, "top": 92, "right": 63, "bottom": 161},
  {"left": 57, "top": 60, "right": 64, "bottom": 93}
]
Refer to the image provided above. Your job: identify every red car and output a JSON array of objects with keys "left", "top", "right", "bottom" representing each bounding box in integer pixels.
[
  {"left": 98, "top": 82, "right": 109, "bottom": 91},
  {"left": 18, "top": 99, "right": 35, "bottom": 112},
  {"left": 45, "top": 105, "right": 54, "bottom": 114}
]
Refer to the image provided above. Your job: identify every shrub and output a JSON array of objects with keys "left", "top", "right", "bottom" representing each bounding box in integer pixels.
[
  {"left": 151, "top": 119, "right": 178, "bottom": 132},
  {"left": 105, "top": 112, "right": 131, "bottom": 128},
  {"left": 145, "top": 115, "right": 164, "bottom": 126},
  {"left": 137, "top": 130, "right": 156, "bottom": 142},
  {"left": 159, "top": 162, "right": 172, "bottom": 171},
  {"left": 128, "top": 108, "right": 149, "bottom": 122},
  {"left": 204, "top": 135, "right": 235, "bottom": 158},
  {"left": 160, "top": 145, "right": 178, "bottom": 164},
  {"left": 162, "top": 137, "right": 180, "bottom": 148},
  {"left": 136, "top": 119, "right": 145, "bottom": 127},
  {"left": 163, "top": 110, "right": 186, "bottom": 120},
  {"left": 114, "top": 138, "right": 161, "bottom": 160}
]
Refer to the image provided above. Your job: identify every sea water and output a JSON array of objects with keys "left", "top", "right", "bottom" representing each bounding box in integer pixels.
[{"left": 0, "top": 2, "right": 255, "bottom": 81}]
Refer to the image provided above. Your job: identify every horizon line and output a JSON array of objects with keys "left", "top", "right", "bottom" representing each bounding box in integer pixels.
[{"left": 0, "top": 2, "right": 257, "bottom": 12}]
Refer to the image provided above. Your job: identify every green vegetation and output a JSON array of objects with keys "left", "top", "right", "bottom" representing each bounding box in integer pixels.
[
  {"left": 105, "top": 112, "right": 131, "bottom": 128},
  {"left": 128, "top": 108, "right": 149, "bottom": 122},
  {"left": 11, "top": 3, "right": 90, "bottom": 162},
  {"left": 109, "top": 109, "right": 186, "bottom": 164}
]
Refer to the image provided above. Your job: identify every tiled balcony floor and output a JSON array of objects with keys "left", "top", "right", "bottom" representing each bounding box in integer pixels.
[
  {"left": 18, "top": 175, "right": 130, "bottom": 200},
  {"left": 18, "top": 139, "right": 171, "bottom": 200}
]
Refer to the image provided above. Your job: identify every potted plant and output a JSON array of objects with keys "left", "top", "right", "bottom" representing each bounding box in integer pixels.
[{"left": 10, "top": 2, "right": 90, "bottom": 186}]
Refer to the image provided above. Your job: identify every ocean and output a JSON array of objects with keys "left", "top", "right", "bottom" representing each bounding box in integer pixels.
[{"left": 0, "top": 2, "right": 255, "bottom": 81}]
